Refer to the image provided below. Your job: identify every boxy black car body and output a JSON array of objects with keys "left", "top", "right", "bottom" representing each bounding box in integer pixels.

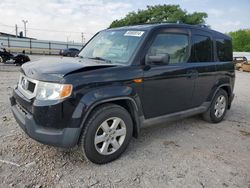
[{"left": 10, "top": 24, "right": 235, "bottom": 163}]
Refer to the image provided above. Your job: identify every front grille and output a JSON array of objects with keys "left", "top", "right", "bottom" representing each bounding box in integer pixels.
[
  {"left": 20, "top": 76, "right": 36, "bottom": 93},
  {"left": 27, "top": 81, "right": 35, "bottom": 92},
  {"left": 18, "top": 74, "right": 39, "bottom": 99},
  {"left": 16, "top": 102, "right": 28, "bottom": 115}
]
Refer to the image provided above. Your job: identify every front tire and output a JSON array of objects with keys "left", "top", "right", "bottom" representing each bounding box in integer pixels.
[
  {"left": 202, "top": 89, "right": 228, "bottom": 123},
  {"left": 79, "top": 104, "right": 133, "bottom": 164}
]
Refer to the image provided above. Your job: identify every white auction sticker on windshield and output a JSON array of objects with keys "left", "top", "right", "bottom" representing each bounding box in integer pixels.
[{"left": 124, "top": 31, "right": 144, "bottom": 37}]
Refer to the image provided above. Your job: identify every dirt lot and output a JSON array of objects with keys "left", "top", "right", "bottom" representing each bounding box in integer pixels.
[{"left": 0, "top": 64, "right": 250, "bottom": 188}]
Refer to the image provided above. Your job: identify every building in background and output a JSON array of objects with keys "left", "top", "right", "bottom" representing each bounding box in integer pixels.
[{"left": 0, "top": 32, "right": 35, "bottom": 39}]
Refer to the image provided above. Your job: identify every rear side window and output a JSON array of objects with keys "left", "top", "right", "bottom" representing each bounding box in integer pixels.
[
  {"left": 190, "top": 35, "right": 213, "bottom": 62},
  {"left": 216, "top": 39, "right": 232, "bottom": 61},
  {"left": 147, "top": 33, "right": 189, "bottom": 64}
]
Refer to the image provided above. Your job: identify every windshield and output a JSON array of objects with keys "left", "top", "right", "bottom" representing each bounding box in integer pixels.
[{"left": 78, "top": 30, "right": 146, "bottom": 65}]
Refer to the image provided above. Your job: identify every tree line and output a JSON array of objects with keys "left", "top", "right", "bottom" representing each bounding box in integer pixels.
[
  {"left": 229, "top": 30, "right": 250, "bottom": 52},
  {"left": 109, "top": 4, "right": 249, "bottom": 52},
  {"left": 109, "top": 5, "right": 207, "bottom": 28}
]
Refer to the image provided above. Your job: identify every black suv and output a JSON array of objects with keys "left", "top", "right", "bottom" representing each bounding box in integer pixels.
[{"left": 10, "top": 24, "right": 235, "bottom": 164}]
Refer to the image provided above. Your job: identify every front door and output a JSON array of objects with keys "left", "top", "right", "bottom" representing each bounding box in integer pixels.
[{"left": 141, "top": 28, "right": 196, "bottom": 119}]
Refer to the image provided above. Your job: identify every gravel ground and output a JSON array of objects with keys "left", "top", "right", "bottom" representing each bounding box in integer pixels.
[{"left": 0, "top": 64, "right": 250, "bottom": 188}]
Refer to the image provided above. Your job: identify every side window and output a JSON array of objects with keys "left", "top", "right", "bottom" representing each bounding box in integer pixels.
[
  {"left": 216, "top": 39, "right": 232, "bottom": 61},
  {"left": 147, "top": 33, "right": 189, "bottom": 64},
  {"left": 190, "top": 35, "right": 212, "bottom": 62}
]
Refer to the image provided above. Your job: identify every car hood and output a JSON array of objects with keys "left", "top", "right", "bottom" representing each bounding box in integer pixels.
[{"left": 21, "top": 57, "right": 116, "bottom": 82}]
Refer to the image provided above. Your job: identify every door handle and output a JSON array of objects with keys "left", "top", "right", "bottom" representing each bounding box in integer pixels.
[{"left": 186, "top": 69, "right": 198, "bottom": 79}]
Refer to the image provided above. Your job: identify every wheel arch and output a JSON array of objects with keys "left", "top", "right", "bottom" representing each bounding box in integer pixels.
[
  {"left": 72, "top": 85, "right": 144, "bottom": 143},
  {"left": 80, "top": 97, "right": 141, "bottom": 139},
  {"left": 209, "top": 84, "right": 233, "bottom": 109}
]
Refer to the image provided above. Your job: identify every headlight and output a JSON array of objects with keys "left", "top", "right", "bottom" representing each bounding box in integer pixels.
[{"left": 36, "top": 81, "right": 73, "bottom": 100}]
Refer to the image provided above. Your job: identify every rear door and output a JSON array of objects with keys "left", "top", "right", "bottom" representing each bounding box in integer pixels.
[{"left": 188, "top": 29, "right": 217, "bottom": 107}]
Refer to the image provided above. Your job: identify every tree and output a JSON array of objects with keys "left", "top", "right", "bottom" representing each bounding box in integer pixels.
[
  {"left": 229, "top": 29, "right": 250, "bottom": 52},
  {"left": 109, "top": 5, "right": 207, "bottom": 28}
]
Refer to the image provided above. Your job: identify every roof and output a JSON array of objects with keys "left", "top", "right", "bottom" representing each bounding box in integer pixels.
[
  {"left": 107, "top": 23, "right": 230, "bottom": 39},
  {"left": 0, "top": 32, "right": 17, "bottom": 38},
  {"left": 0, "top": 32, "right": 35, "bottom": 39}
]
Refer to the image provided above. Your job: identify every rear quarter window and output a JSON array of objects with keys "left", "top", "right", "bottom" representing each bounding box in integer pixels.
[
  {"left": 216, "top": 39, "right": 232, "bottom": 61},
  {"left": 189, "top": 35, "right": 213, "bottom": 62}
]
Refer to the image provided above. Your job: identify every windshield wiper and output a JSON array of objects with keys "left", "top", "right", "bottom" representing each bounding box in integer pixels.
[{"left": 87, "top": 57, "right": 112, "bottom": 63}]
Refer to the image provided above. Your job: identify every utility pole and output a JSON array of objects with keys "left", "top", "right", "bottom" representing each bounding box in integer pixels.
[
  {"left": 81, "top": 32, "right": 85, "bottom": 45},
  {"left": 15, "top": 24, "right": 18, "bottom": 37},
  {"left": 22, "top": 20, "right": 28, "bottom": 37}
]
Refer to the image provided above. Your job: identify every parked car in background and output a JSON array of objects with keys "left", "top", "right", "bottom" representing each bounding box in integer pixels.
[
  {"left": 233, "top": 56, "right": 248, "bottom": 70},
  {"left": 10, "top": 23, "right": 235, "bottom": 164},
  {"left": 0, "top": 49, "right": 30, "bottom": 66},
  {"left": 233, "top": 56, "right": 248, "bottom": 64},
  {"left": 13, "top": 54, "right": 30, "bottom": 66},
  {"left": 233, "top": 56, "right": 250, "bottom": 72},
  {"left": 0, "top": 48, "right": 14, "bottom": 63},
  {"left": 60, "top": 48, "right": 80, "bottom": 57}
]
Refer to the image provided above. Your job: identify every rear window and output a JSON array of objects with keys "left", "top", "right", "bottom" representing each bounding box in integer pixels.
[
  {"left": 216, "top": 39, "right": 232, "bottom": 61},
  {"left": 190, "top": 35, "right": 213, "bottom": 62}
]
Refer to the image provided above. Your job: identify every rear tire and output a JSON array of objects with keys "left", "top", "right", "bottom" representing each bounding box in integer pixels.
[
  {"left": 0, "top": 56, "right": 3, "bottom": 63},
  {"left": 202, "top": 89, "right": 228, "bottom": 123},
  {"left": 79, "top": 104, "right": 133, "bottom": 164}
]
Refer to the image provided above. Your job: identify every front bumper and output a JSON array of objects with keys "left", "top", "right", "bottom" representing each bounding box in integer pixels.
[{"left": 10, "top": 95, "right": 81, "bottom": 148}]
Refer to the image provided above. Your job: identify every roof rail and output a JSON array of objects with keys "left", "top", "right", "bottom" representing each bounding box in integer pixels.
[
  {"left": 196, "top": 24, "right": 210, "bottom": 29},
  {"left": 159, "top": 20, "right": 184, "bottom": 24}
]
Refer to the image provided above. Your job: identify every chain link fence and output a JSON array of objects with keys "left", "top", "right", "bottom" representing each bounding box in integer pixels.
[{"left": 0, "top": 36, "right": 83, "bottom": 55}]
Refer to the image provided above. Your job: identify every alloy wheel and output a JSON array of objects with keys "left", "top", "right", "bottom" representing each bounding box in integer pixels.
[
  {"left": 94, "top": 117, "right": 126, "bottom": 155},
  {"left": 214, "top": 95, "right": 226, "bottom": 118}
]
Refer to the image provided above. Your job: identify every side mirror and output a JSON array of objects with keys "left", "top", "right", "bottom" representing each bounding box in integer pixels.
[{"left": 145, "top": 53, "right": 170, "bottom": 65}]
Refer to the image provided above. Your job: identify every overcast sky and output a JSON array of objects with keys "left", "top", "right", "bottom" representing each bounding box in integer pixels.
[{"left": 0, "top": 0, "right": 249, "bottom": 43}]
